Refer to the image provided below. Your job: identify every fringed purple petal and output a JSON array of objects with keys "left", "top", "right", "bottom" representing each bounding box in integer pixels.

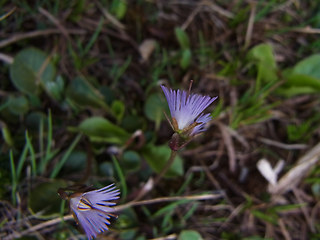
[
  {"left": 75, "top": 208, "right": 112, "bottom": 240},
  {"left": 161, "top": 85, "right": 174, "bottom": 116},
  {"left": 69, "top": 184, "right": 120, "bottom": 239},
  {"left": 84, "top": 184, "right": 120, "bottom": 213},
  {"left": 86, "top": 184, "right": 120, "bottom": 202},
  {"left": 161, "top": 85, "right": 217, "bottom": 131},
  {"left": 191, "top": 113, "right": 212, "bottom": 135}
]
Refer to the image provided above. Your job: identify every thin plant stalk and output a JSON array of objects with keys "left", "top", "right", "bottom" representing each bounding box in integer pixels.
[
  {"left": 134, "top": 150, "right": 177, "bottom": 201},
  {"left": 154, "top": 150, "right": 177, "bottom": 186}
]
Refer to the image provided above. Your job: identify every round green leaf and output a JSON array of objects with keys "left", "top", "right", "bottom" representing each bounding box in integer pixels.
[
  {"left": 29, "top": 180, "right": 67, "bottom": 218},
  {"left": 175, "top": 27, "right": 190, "bottom": 49},
  {"left": 178, "top": 230, "right": 203, "bottom": 240},
  {"left": 144, "top": 93, "right": 166, "bottom": 122},
  {"left": 122, "top": 150, "right": 141, "bottom": 172},
  {"left": 180, "top": 49, "right": 192, "bottom": 70},
  {"left": 100, "top": 85, "right": 115, "bottom": 105},
  {"left": 10, "top": 47, "right": 56, "bottom": 95},
  {"left": 62, "top": 151, "right": 87, "bottom": 173},
  {"left": 77, "top": 116, "right": 130, "bottom": 144},
  {"left": 112, "top": 100, "right": 125, "bottom": 122},
  {"left": 111, "top": 0, "right": 127, "bottom": 20},
  {"left": 45, "top": 75, "right": 65, "bottom": 101},
  {"left": 247, "top": 44, "right": 276, "bottom": 69},
  {"left": 247, "top": 43, "right": 278, "bottom": 82},
  {"left": 121, "top": 115, "right": 144, "bottom": 132},
  {"left": 26, "top": 112, "right": 47, "bottom": 131},
  {"left": 115, "top": 207, "right": 138, "bottom": 229},
  {"left": 293, "top": 54, "right": 320, "bottom": 79},
  {"left": 99, "top": 162, "right": 114, "bottom": 177},
  {"left": 7, "top": 95, "right": 29, "bottom": 115},
  {"left": 66, "top": 77, "right": 107, "bottom": 108}
]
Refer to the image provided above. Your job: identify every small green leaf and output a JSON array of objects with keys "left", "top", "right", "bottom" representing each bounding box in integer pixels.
[
  {"left": 99, "top": 162, "right": 114, "bottom": 177},
  {"left": 144, "top": 93, "right": 166, "bottom": 130},
  {"left": 175, "top": 27, "right": 190, "bottom": 49},
  {"left": 111, "top": 0, "right": 127, "bottom": 20},
  {"left": 279, "top": 54, "right": 320, "bottom": 96},
  {"left": 28, "top": 94, "right": 42, "bottom": 108},
  {"left": 141, "top": 144, "right": 183, "bottom": 177},
  {"left": 100, "top": 85, "right": 115, "bottom": 105},
  {"left": 1, "top": 124, "right": 14, "bottom": 147},
  {"left": 251, "top": 210, "right": 277, "bottom": 224},
  {"left": 45, "top": 75, "right": 65, "bottom": 101},
  {"left": 275, "top": 86, "right": 318, "bottom": 97},
  {"left": 25, "top": 112, "right": 47, "bottom": 131},
  {"left": 7, "top": 96, "right": 29, "bottom": 115},
  {"left": 29, "top": 180, "right": 67, "bottom": 217},
  {"left": 292, "top": 54, "right": 320, "bottom": 79},
  {"left": 66, "top": 77, "right": 107, "bottom": 109},
  {"left": 119, "top": 229, "right": 137, "bottom": 240},
  {"left": 287, "top": 122, "right": 311, "bottom": 142},
  {"left": 178, "top": 230, "right": 204, "bottom": 240},
  {"left": 62, "top": 151, "right": 87, "bottom": 173},
  {"left": 180, "top": 49, "right": 192, "bottom": 70},
  {"left": 115, "top": 208, "right": 138, "bottom": 229},
  {"left": 76, "top": 117, "right": 129, "bottom": 144},
  {"left": 247, "top": 43, "right": 278, "bottom": 83},
  {"left": 10, "top": 47, "right": 56, "bottom": 95},
  {"left": 112, "top": 100, "right": 125, "bottom": 123},
  {"left": 121, "top": 114, "right": 144, "bottom": 132},
  {"left": 285, "top": 73, "right": 320, "bottom": 90},
  {"left": 247, "top": 44, "right": 276, "bottom": 69},
  {"left": 122, "top": 150, "right": 141, "bottom": 172}
]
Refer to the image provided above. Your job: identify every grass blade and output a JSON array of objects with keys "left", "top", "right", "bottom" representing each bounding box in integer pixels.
[
  {"left": 25, "top": 131, "right": 36, "bottom": 177},
  {"left": 16, "top": 144, "right": 28, "bottom": 180},
  {"left": 111, "top": 155, "right": 127, "bottom": 201},
  {"left": 50, "top": 134, "right": 82, "bottom": 179},
  {"left": 9, "top": 150, "right": 17, "bottom": 204}
]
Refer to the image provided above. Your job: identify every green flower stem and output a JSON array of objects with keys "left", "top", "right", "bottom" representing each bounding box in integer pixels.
[{"left": 154, "top": 150, "right": 177, "bottom": 186}]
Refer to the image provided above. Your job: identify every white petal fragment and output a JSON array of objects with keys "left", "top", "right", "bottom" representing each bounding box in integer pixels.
[{"left": 257, "top": 159, "right": 277, "bottom": 185}]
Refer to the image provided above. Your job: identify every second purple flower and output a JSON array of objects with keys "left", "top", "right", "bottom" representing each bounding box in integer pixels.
[{"left": 161, "top": 85, "right": 217, "bottom": 136}]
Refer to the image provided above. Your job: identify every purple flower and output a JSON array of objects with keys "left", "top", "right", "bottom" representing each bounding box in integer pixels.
[
  {"left": 161, "top": 85, "right": 217, "bottom": 136},
  {"left": 69, "top": 184, "right": 120, "bottom": 239}
]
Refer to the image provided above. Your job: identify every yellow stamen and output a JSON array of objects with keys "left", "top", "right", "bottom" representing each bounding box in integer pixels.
[
  {"left": 172, "top": 118, "right": 179, "bottom": 132},
  {"left": 78, "top": 197, "right": 93, "bottom": 211},
  {"left": 182, "top": 121, "right": 201, "bottom": 135}
]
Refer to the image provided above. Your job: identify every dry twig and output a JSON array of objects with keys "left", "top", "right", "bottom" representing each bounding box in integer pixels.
[
  {"left": 0, "top": 29, "right": 85, "bottom": 49},
  {"left": 3, "top": 193, "right": 223, "bottom": 239},
  {"left": 269, "top": 142, "right": 320, "bottom": 195},
  {"left": 217, "top": 122, "right": 237, "bottom": 173}
]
